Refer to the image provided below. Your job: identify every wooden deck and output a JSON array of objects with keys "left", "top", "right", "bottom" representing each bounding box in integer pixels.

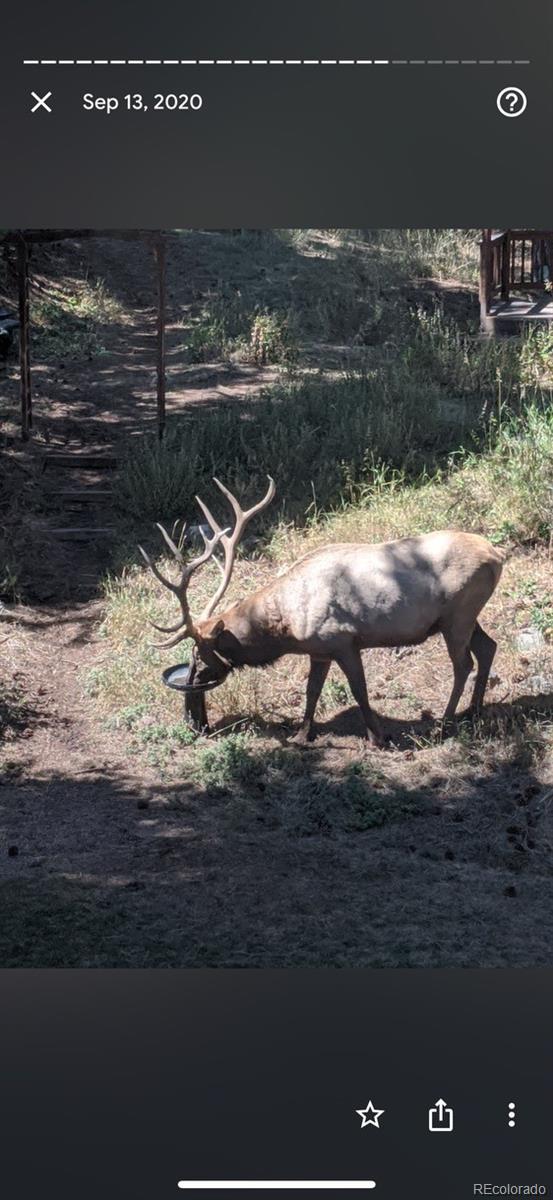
[
  {"left": 480, "top": 230, "right": 553, "bottom": 334},
  {"left": 488, "top": 296, "right": 553, "bottom": 329}
]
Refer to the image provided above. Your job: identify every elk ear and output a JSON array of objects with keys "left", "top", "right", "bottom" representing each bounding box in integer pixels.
[{"left": 211, "top": 619, "right": 225, "bottom": 638}]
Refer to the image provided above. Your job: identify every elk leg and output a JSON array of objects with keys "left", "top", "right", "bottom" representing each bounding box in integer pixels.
[
  {"left": 292, "top": 658, "right": 331, "bottom": 744},
  {"left": 335, "top": 647, "right": 383, "bottom": 747},
  {"left": 442, "top": 632, "right": 474, "bottom": 721},
  {"left": 467, "top": 621, "right": 497, "bottom": 712}
]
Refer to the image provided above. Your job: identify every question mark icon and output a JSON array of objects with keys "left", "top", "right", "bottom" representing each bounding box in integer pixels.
[{"left": 497, "top": 87, "right": 527, "bottom": 118}]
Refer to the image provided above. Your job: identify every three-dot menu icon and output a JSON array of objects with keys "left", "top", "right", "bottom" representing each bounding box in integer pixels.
[{"left": 508, "top": 1101, "right": 516, "bottom": 1128}]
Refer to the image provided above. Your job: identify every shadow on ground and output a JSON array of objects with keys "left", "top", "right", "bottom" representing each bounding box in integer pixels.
[{"left": 1, "top": 701, "right": 551, "bottom": 968}]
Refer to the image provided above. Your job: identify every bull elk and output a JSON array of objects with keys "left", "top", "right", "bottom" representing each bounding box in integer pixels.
[{"left": 139, "top": 477, "right": 503, "bottom": 745}]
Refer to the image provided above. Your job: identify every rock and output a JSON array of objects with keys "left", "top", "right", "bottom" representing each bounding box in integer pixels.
[{"left": 515, "top": 627, "right": 545, "bottom": 654}]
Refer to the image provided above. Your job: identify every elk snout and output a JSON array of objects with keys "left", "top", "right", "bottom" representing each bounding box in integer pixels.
[{"left": 190, "top": 642, "right": 232, "bottom": 688}]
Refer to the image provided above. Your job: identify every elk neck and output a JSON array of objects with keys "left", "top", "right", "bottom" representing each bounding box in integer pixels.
[{"left": 207, "top": 586, "right": 294, "bottom": 669}]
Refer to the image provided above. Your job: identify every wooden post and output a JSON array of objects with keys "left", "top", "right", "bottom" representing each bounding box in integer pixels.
[
  {"left": 479, "top": 229, "right": 493, "bottom": 334},
  {"left": 155, "top": 234, "right": 166, "bottom": 441},
  {"left": 17, "top": 237, "right": 32, "bottom": 439},
  {"left": 501, "top": 232, "right": 511, "bottom": 302}
]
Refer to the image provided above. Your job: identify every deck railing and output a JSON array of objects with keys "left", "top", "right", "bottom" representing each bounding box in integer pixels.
[
  {"left": 486, "top": 230, "right": 553, "bottom": 299},
  {"left": 480, "top": 229, "right": 553, "bottom": 328}
]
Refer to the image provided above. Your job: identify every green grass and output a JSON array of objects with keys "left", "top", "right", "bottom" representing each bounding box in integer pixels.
[
  {"left": 92, "top": 395, "right": 553, "bottom": 743},
  {"left": 117, "top": 387, "right": 553, "bottom": 550},
  {"left": 186, "top": 732, "right": 427, "bottom": 834},
  {"left": 180, "top": 299, "right": 299, "bottom": 365},
  {"left": 117, "top": 302, "right": 550, "bottom": 530},
  {"left": 191, "top": 732, "right": 266, "bottom": 791},
  {"left": 270, "top": 398, "right": 553, "bottom": 557},
  {"left": 176, "top": 228, "right": 481, "bottom": 347},
  {"left": 32, "top": 279, "right": 123, "bottom": 360},
  {"left": 360, "top": 228, "right": 480, "bottom": 284},
  {"left": 117, "top": 367, "right": 447, "bottom": 525}
]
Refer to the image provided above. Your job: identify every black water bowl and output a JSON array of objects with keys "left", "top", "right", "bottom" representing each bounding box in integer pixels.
[{"left": 162, "top": 662, "right": 222, "bottom": 694}]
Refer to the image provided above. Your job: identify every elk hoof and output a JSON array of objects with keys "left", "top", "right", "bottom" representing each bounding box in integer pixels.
[
  {"left": 290, "top": 727, "right": 314, "bottom": 746},
  {"left": 364, "top": 729, "right": 384, "bottom": 750}
]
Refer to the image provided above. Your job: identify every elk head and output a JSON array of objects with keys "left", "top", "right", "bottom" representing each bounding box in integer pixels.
[{"left": 139, "top": 476, "right": 276, "bottom": 687}]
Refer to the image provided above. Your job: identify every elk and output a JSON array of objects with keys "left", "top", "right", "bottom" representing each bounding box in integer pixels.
[{"left": 139, "top": 477, "right": 503, "bottom": 745}]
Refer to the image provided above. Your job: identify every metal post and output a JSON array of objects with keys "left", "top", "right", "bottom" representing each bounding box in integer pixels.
[
  {"left": 155, "top": 234, "right": 166, "bottom": 440},
  {"left": 17, "top": 237, "right": 32, "bottom": 439},
  {"left": 183, "top": 691, "right": 209, "bottom": 733}
]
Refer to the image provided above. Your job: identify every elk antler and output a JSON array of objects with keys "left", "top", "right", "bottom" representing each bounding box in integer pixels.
[
  {"left": 138, "top": 522, "right": 229, "bottom": 648},
  {"left": 194, "top": 475, "right": 276, "bottom": 619},
  {"left": 138, "top": 476, "right": 275, "bottom": 648}
]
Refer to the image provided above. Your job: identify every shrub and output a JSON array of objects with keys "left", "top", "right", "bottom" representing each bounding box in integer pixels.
[{"left": 192, "top": 733, "right": 265, "bottom": 791}]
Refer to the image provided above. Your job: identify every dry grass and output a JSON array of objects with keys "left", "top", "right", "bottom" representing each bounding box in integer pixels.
[{"left": 89, "top": 546, "right": 553, "bottom": 738}]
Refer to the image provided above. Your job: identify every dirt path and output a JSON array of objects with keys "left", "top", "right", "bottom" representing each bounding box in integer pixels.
[
  {"left": 1, "top": 600, "right": 159, "bottom": 861},
  {"left": 0, "top": 599, "right": 216, "bottom": 966}
]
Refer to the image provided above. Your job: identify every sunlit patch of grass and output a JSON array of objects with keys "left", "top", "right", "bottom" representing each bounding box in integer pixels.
[
  {"left": 267, "top": 400, "right": 553, "bottom": 561},
  {"left": 32, "top": 279, "right": 124, "bottom": 360},
  {"left": 91, "top": 399, "right": 553, "bottom": 766}
]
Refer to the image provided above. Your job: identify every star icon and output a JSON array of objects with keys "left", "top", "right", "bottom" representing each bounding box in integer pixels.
[{"left": 356, "top": 1100, "right": 385, "bottom": 1129}]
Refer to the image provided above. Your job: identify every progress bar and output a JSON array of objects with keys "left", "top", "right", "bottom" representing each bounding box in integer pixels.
[
  {"left": 22, "top": 58, "right": 530, "bottom": 66},
  {"left": 177, "top": 1184, "right": 376, "bottom": 1191}
]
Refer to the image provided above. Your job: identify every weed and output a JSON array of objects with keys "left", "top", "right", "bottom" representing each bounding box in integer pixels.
[
  {"left": 136, "top": 722, "right": 197, "bottom": 747},
  {"left": 247, "top": 310, "right": 298, "bottom": 365},
  {"left": 32, "top": 280, "right": 122, "bottom": 360},
  {"left": 320, "top": 677, "right": 352, "bottom": 713},
  {"left": 191, "top": 733, "right": 264, "bottom": 791},
  {"left": 0, "top": 562, "right": 20, "bottom": 602},
  {"left": 343, "top": 766, "right": 420, "bottom": 832},
  {"left": 531, "top": 599, "right": 553, "bottom": 640}
]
